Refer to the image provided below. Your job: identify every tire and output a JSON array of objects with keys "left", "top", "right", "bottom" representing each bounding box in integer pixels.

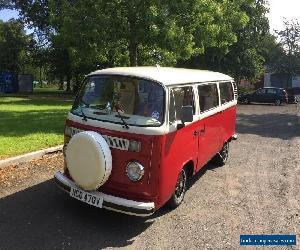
[
  {"left": 214, "top": 141, "right": 229, "bottom": 166},
  {"left": 244, "top": 98, "right": 250, "bottom": 104},
  {"left": 167, "top": 168, "right": 187, "bottom": 209},
  {"left": 275, "top": 99, "right": 281, "bottom": 106}
]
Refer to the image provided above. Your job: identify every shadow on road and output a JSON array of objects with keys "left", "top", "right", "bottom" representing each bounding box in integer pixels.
[
  {"left": 237, "top": 111, "right": 300, "bottom": 140},
  {"left": 0, "top": 180, "right": 153, "bottom": 249},
  {"left": 152, "top": 158, "right": 224, "bottom": 218}
]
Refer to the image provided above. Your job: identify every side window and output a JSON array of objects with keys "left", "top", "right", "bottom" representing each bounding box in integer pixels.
[
  {"left": 169, "top": 86, "right": 195, "bottom": 123},
  {"left": 256, "top": 89, "right": 266, "bottom": 95},
  {"left": 219, "top": 82, "right": 234, "bottom": 104},
  {"left": 198, "top": 84, "right": 219, "bottom": 113},
  {"left": 267, "top": 88, "right": 276, "bottom": 94}
]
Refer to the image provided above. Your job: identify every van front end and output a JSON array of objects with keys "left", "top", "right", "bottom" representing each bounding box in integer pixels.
[
  {"left": 54, "top": 117, "right": 165, "bottom": 216},
  {"left": 54, "top": 73, "right": 166, "bottom": 216}
]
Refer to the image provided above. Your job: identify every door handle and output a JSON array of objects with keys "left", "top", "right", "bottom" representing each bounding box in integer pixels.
[
  {"left": 194, "top": 124, "right": 205, "bottom": 137},
  {"left": 200, "top": 124, "right": 206, "bottom": 135}
]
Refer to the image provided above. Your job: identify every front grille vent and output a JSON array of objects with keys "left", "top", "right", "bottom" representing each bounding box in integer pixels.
[
  {"left": 102, "top": 135, "right": 129, "bottom": 151},
  {"left": 68, "top": 127, "right": 129, "bottom": 151}
]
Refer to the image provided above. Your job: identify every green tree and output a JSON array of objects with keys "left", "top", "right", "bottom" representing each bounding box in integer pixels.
[
  {"left": 12, "top": 0, "right": 74, "bottom": 90},
  {"left": 0, "top": 0, "right": 13, "bottom": 9},
  {"left": 271, "top": 19, "right": 300, "bottom": 87},
  {"left": 180, "top": 0, "right": 271, "bottom": 82},
  {"left": 0, "top": 20, "right": 31, "bottom": 72},
  {"left": 10, "top": 0, "right": 268, "bottom": 85},
  {"left": 59, "top": 0, "right": 249, "bottom": 68}
]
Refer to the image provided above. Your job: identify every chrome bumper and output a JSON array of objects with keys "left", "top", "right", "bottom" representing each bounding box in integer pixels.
[{"left": 54, "top": 171, "right": 155, "bottom": 217}]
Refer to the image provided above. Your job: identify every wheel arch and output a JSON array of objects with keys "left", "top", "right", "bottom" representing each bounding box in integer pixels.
[{"left": 183, "top": 160, "right": 195, "bottom": 179}]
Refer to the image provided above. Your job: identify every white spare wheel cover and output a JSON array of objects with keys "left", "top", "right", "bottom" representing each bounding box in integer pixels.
[{"left": 66, "top": 131, "right": 112, "bottom": 191}]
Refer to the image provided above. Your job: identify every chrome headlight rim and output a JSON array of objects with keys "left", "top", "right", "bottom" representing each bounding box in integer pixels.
[
  {"left": 62, "top": 143, "right": 68, "bottom": 157},
  {"left": 126, "top": 161, "right": 144, "bottom": 182}
]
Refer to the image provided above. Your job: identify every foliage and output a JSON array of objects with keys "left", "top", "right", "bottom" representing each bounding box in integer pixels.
[
  {"left": 0, "top": 19, "right": 32, "bottom": 72},
  {"left": 180, "top": 0, "right": 272, "bottom": 82},
  {"left": 58, "top": 0, "right": 249, "bottom": 69},
  {"left": 269, "top": 19, "right": 300, "bottom": 87},
  {"left": 222, "top": 0, "right": 270, "bottom": 82},
  {"left": 0, "top": 0, "right": 13, "bottom": 9},
  {"left": 5, "top": 0, "right": 278, "bottom": 85}
]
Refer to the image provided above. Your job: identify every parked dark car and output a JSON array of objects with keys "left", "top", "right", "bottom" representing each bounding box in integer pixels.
[{"left": 238, "top": 87, "right": 288, "bottom": 105}]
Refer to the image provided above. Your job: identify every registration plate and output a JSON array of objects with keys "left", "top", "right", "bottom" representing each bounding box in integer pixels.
[{"left": 70, "top": 187, "right": 103, "bottom": 208}]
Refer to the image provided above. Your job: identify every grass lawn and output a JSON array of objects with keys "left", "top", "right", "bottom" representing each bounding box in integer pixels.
[
  {"left": 34, "top": 87, "right": 66, "bottom": 93},
  {"left": 0, "top": 94, "right": 73, "bottom": 159}
]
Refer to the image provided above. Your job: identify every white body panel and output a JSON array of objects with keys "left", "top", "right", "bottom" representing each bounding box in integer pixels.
[{"left": 89, "top": 67, "right": 233, "bottom": 86}]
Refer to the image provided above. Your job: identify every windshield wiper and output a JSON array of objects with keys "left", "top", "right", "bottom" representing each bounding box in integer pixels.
[
  {"left": 113, "top": 104, "right": 129, "bottom": 129},
  {"left": 80, "top": 105, "right": 88, "bottom": 121}
]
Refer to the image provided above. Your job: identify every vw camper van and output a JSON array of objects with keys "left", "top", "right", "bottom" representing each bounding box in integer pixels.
[{"left": 54, "top": 67, "right": 237, "bottom": 216}]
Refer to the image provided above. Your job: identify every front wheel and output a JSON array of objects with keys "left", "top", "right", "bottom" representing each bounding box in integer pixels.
[
  {"left": 244, "top": 98, "right": 250, "bottom": 104},
  {"left": 167, "top": 168, "right": 187, "bottom": 209},
  {"left": 275, "top": 99, "right": 281, "bottom": 106},
  {"left": 214, "top": 141, "right": 229, "bottom": 166}
]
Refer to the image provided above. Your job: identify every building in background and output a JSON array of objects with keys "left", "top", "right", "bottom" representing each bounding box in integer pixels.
[
  {"left": 0, "top": 72, "right": 33, "bottom": 93},
  {"left": 18, "top": 74, "right": 34, "bottom": 92},
  {"left": 264, "top": 72, "right": 300, "bottom": 89}
]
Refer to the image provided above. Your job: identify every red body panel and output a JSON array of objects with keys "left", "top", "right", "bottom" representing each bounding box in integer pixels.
[
  {"left": 158, "top": 121, "right": 198, "bottom": 207},
  {"left": 65, "top": 104, "right": 236, "bottom": 210},
  {"left": 156, "top": 106, "right": 236, "bottom": 208},
  {"left": 65, "top": 120, "right": 161, "bottom": 204},
  {"left": 220, "top": 105, "right": 237, "bottom": 144}
]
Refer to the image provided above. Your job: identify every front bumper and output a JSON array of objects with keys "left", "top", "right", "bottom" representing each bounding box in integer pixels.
[{"left": 54, "top": 171, "right": 155, "bottom": 217}]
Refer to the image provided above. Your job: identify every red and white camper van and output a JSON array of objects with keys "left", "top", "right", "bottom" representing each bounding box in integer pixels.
[{"left": 54, "top": 67, "right": 237, "bottom": 216}]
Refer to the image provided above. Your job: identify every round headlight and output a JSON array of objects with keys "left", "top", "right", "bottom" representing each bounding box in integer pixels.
[{"left": 126, "top": 162, "right": 144, "bottom": 182}]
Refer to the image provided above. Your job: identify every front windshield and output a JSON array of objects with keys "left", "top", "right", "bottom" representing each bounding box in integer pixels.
[{"left": 72, "top": 75, "right": 165, "bottom": 127}]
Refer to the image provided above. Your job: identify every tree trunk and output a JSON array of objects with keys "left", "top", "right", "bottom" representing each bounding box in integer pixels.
[
  {"left": 39, "top": 67, "right": 43, "bottom": 87},
  {"left": 129, "top": 41, "right": 138, "bottom": 66},
  {"left": 73, "top": 74, "right": 81, "bottom": 95},
  {"left": 58, "top": 75, "right": 64, "bottom": 90},
  {"left": 128, "top": 12, "right": 138, "bottom": 66},
  {"left": 66, "top": 75, "right": 71, "bottom": 92},
  {"left": 288, "top": 73, "right": 293, "bottom": 89}
]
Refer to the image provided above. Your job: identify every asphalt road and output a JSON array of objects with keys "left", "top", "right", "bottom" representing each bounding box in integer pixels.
[{"left": 0, "top": 103, "right": 299, "bottom": 249}]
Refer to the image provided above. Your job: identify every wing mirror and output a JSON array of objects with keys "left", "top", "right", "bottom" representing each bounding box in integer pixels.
[{"left": 177, "top": 105, "right": 193, "bottom": 129}]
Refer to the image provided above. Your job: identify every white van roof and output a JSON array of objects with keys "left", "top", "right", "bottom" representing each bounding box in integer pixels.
[{"left": 89, "top": 67, "right": 233, "bottom": 86}]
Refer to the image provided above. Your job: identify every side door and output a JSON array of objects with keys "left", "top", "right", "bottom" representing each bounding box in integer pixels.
[
  {"left": 265, "top": 88, "right": 276, "bottom": 103},
  {"left": 196, "top": 83, "right": 221, "bottom": 170},
  {"left": 253, "top": 88, "right": 266, "bottom": 103},
  {"left": 163, "top": 85, "right": 200, "bottom": 178}
]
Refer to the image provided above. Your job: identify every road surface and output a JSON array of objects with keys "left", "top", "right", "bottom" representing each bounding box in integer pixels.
[{"left": 0, "top": 103, "right": 299, "bottom": 249}]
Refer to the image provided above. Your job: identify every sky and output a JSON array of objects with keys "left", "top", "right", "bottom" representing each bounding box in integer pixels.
[
  {"left": 1, "top": 1, "right": 300, "bottom": 33},
  {"left": 267, "top": 0, "right": 300, "bottom": 33},
  {"left": 0, "top": 9, "right": 19, "bottom": 22}
]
